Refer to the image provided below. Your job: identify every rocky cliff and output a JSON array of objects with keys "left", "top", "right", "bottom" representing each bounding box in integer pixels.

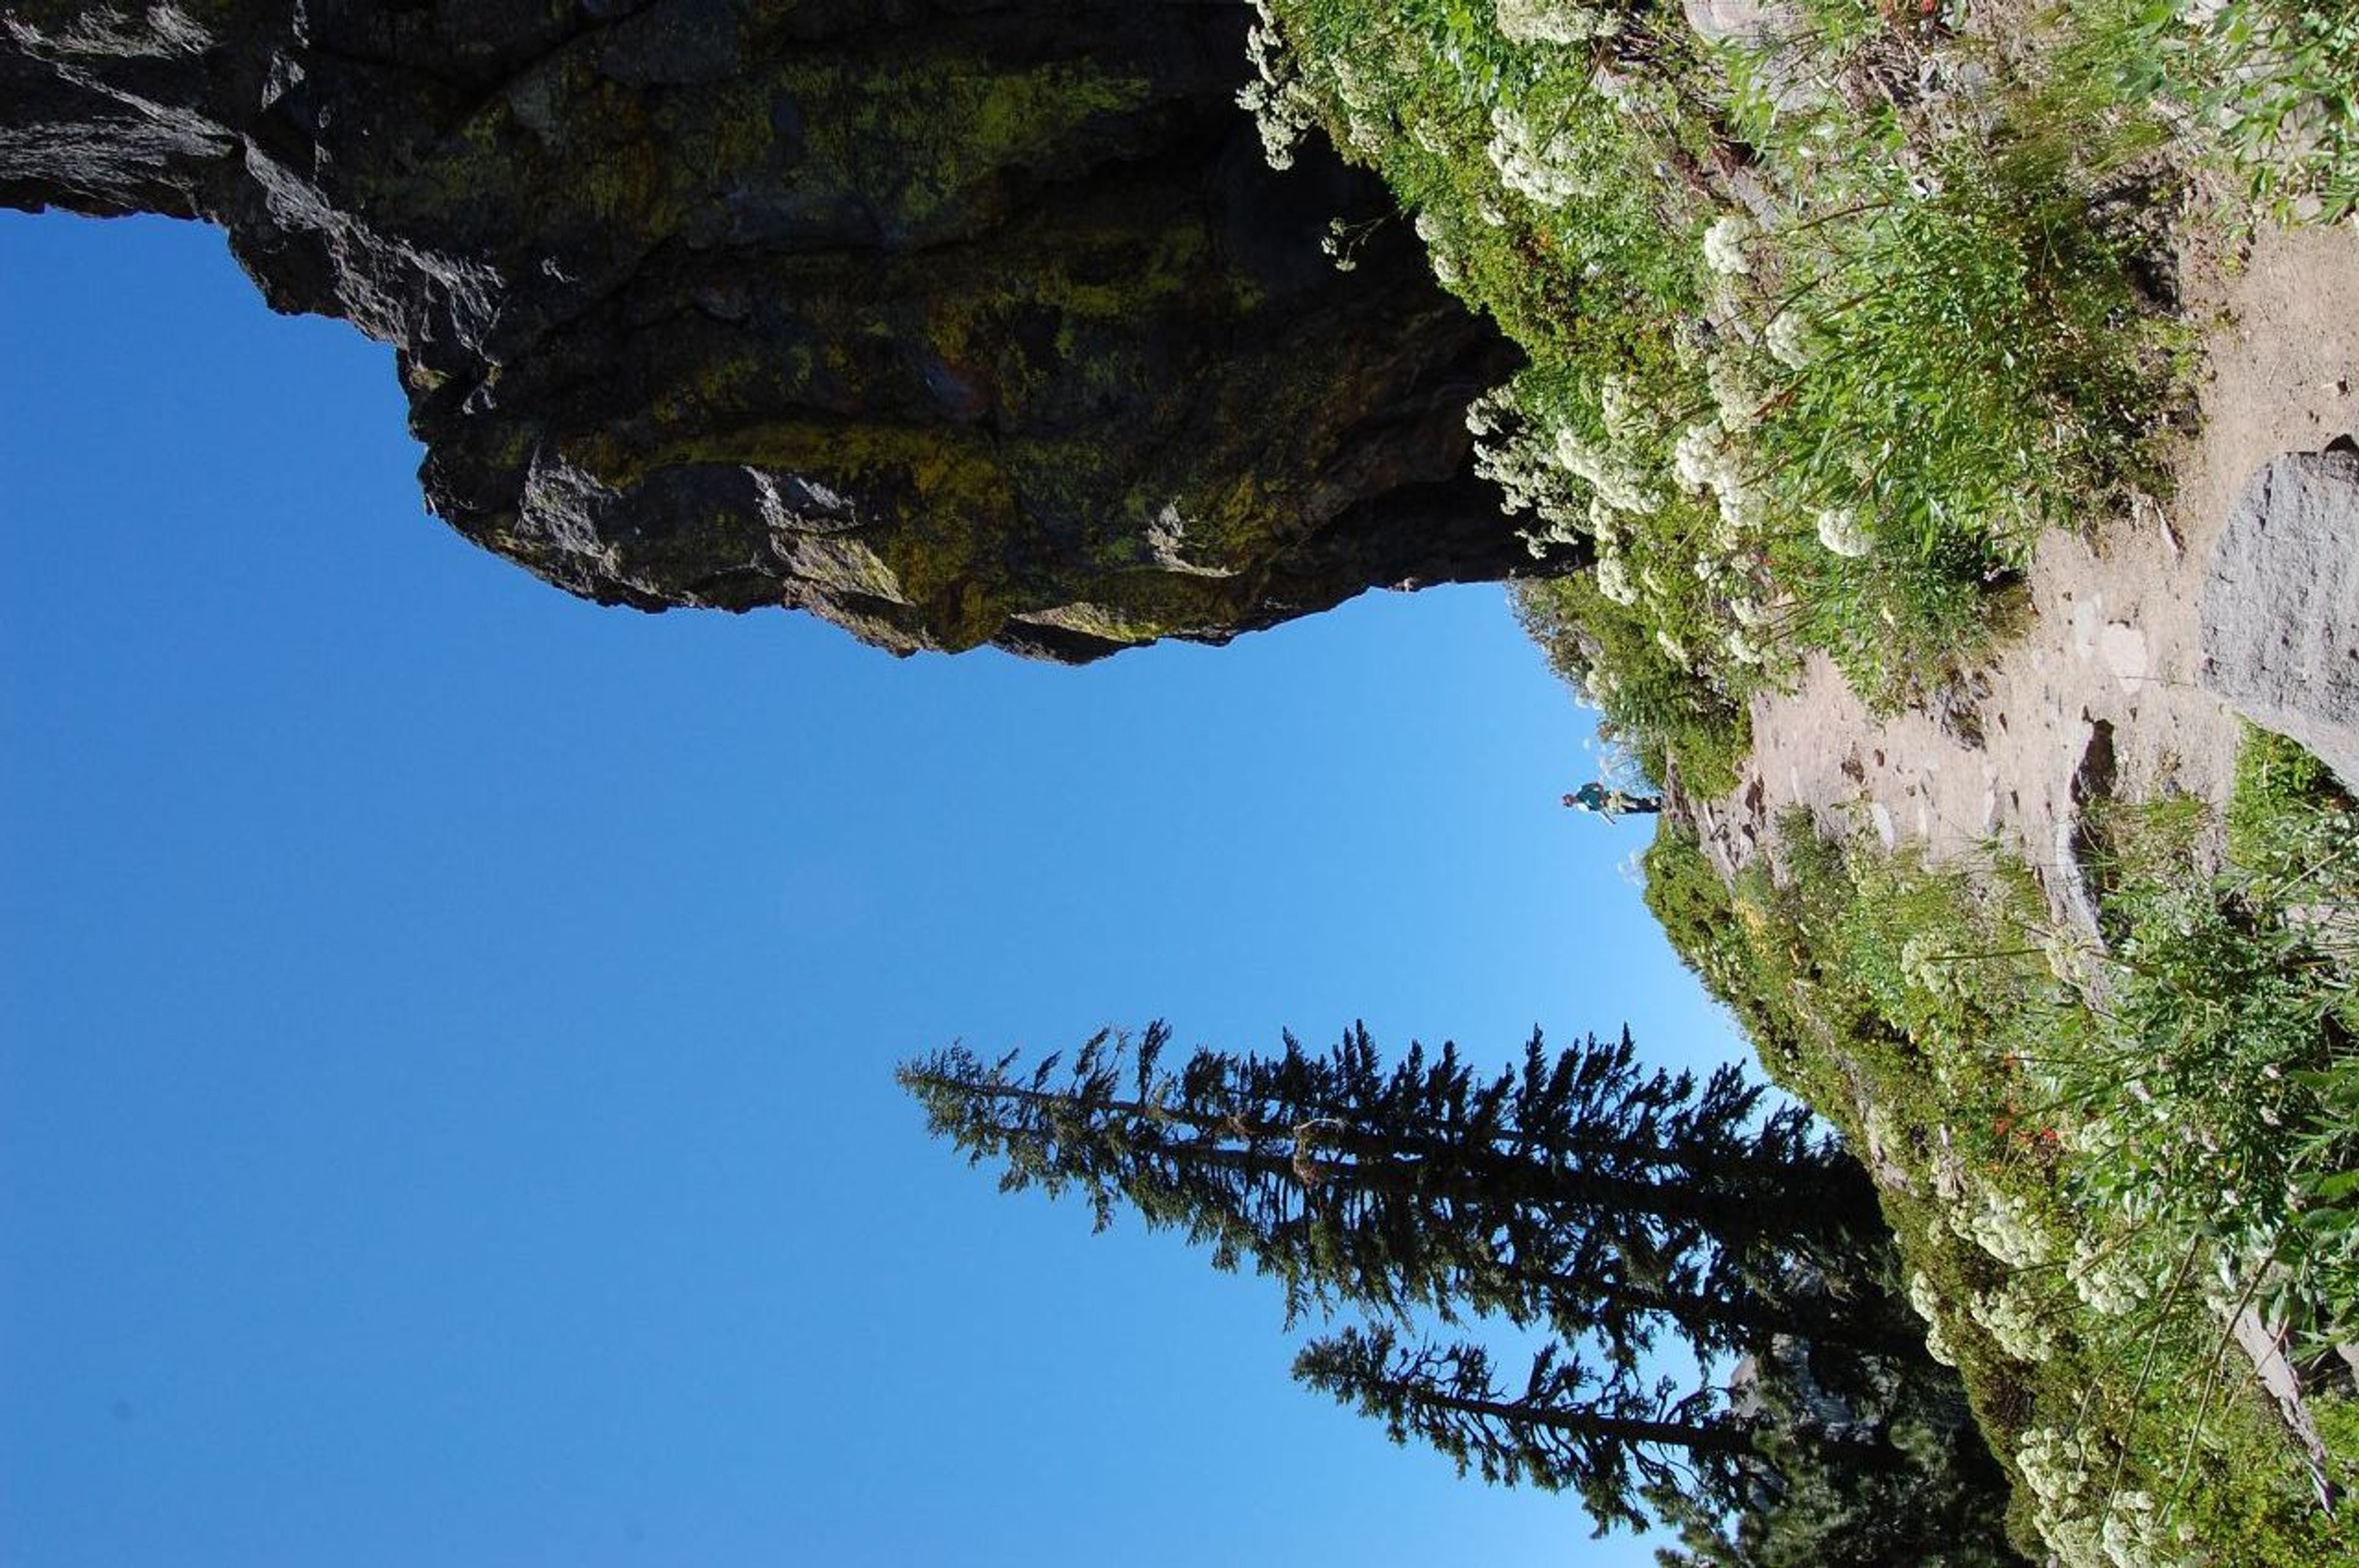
[{"left": 2, "top": 0, "right": 1530, "bottom": 659}]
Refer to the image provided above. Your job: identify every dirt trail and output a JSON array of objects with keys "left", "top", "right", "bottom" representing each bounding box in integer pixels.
[{"left": 1694, "top": 219, "right": 2359, "bottom": 927}]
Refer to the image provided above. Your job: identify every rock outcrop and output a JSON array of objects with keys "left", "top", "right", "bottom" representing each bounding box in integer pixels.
[
  {"left": 2202, "top": 449, "right": 2359, "bottom": 792},
  {"left": 3, "top": 0, "right": 1532, "bottom": 660}
]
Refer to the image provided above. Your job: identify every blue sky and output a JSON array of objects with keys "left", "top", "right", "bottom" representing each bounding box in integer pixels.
[{"left": 1, "top": 213, "right": 1750, "bottom": 1567}]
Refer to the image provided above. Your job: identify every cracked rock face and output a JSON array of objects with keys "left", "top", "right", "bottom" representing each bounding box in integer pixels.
[
  {"left": 2202, "top": 449, "right": 2359, "bottom": 790},
  {"left": 4, "top": 0, "right": 1533, "bottom": 660}
]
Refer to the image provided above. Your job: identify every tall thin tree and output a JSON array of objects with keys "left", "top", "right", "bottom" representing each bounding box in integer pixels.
[
  {"left": 1291, "top": 1322, "right": 1753, "bottom": 1535},
  {"left": 901, "top": 1021, "right": 2007, "bottom": 1548},
  {"left": 900, "top": 1021, "right": 1899, "bottom": 1365}
]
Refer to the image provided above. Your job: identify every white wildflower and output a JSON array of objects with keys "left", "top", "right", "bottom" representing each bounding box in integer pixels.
[
  {"left": 1410, "top": 211, "right": 1461, "bottom": 286},
  {"left": 1724, "top": 628, "right": 1762, "bottom": 665},
  {"left": 1672, "top": 422, "right": 1717, "bottom": 492},
  {"left": 1320, "top": 217, "right": 1357, "bottom": 273},
  {"left": 1955, "top": 1187, "right": 2054, "bottom": 1270},
  {"left": 1554, "top": 427, "right": 1651, "bottom": 514},
  {"left": 1766, "top": 309, "right": 1814, "bottom": 370},
  {"left": 1594, "top": 553, "right": 1638, "bottom": 606},
  {"left": 1238, "top": 1, "right": 1316, "bottom": 170},
  {"left": 2043, "top": 1514, "right": 2110, "bottom": 1568},
  {"left": 2099, "top": 1489, "right": 2194, "bottom": 1568},
  {"left": 2016, "top": 1426, "right": 2094, "bottom": 1508},
  {"left": 1465, "top": 387, "right": 1510, "bottom": 439},
  {"left": 1494, "top": 0, "right": 1622, "bottom": 44},
  {"left": 1654, "top": 627, "right": 1689, "bottom": 666},
  {"left": 1488, "top": 104, "right": 1586, "bottom": 208},
  {"left": 1923, "top": 1317, "right": 1958, "bottom": 1367},
  {"left": 1472, "top": 434, "right": 1547, "bottom": 507},
  {"left": 1327, "top": 58, "right": 1388, "bottom": 157},
  {"left": 1907, "top": 1271, "right": 1944, "bottom": 1326},
  {"left": 1970, "top": 1282, "right": 2057, "bottom": 1362},
  {"left": 2067, "top": 1237, "right": 2146, "bottom": 1318},
  {"left": 1474, "top": 435, "right": 1554, "bottom": 513},
  {"left": 1672, "top": 421, "right": 1763, "bottom": 539},
  {"left": 1468, "top": 393, "right": 1590, "bottom": 521},
  {"left": 1701, "top": 213, "right": 1754, "bottom": 276},
  {"left": 1707, "top": 351, "right": 1762, "bottom": 432},
  {"left": 1815, "top": 506, "right": 1873, "bottom": 558}
]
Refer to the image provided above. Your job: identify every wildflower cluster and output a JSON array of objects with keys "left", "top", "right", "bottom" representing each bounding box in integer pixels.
[
  {"left": 1763, "top": 309, "right": 1813, "bottom": 372},
  {"left": 1904, "top": 1270, "right": 1959, "bottom": 1365},
  {"left": 1486, "top": 103, "right": 1587, "bottom": 208},
  {"left": 2017, "top": 1427, "right": 2196, "bottom": 1568},
  {"left": 1670, "top": 419, "right": 1763, "bottom": 541},
  {"left": 1492, "top": 0, "right": 1621, "bottom": 47},
  {"left": 1954, "top": 1186, "right": 2054, "bottom": 1271},
  {"left": 1238, "top": 0, "right": 1315, "bottom": 170},
  {"left": 1262, "top": 0, "right": 2359, "bottom": 1547},
  {"left": 2041, "top": 853, "right": 2345, "bottom": 1325},
  {"left": 1968, "top": 1281, "right": 2056, "bottom": 1362},
  {"left": 1700, "top": 214, "right": 1753, "bottom": 277},
  {"left": 2065, "top": 1235, "right": 2148, "bottom": 1319},
  {"left": 1479, "top": 367, "right": 1793, "bottom": 713},
  {"left": 1813, "top": 507, "right": 1871, "bottom": 560},
  {"left": 1327, "top": 55, "right": 1392, "bottom": 159}
]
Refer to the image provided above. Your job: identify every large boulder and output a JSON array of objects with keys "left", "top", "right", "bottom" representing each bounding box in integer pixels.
[
  {"left": 2, "top": 0, "right": 1530, "bottom": 660},
  {"left": 2201, "top": 449, "right": 2359, "bottom": 789}
]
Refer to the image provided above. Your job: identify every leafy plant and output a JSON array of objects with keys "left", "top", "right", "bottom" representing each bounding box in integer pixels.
[{"left": 1638, "top": 766, "right": 2359, "bottom": 1562}]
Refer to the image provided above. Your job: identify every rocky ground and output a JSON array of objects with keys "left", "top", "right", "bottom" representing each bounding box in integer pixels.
[{"left": 1695, "top": 214, "right": 2359, "bottom": 934}]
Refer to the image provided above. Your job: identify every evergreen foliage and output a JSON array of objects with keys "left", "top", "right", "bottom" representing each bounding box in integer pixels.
[
  {"left": 1648, "top": 1330, "right": 2024, "bottom": 1567},
  {"left": 902, "top": 1021, "right": 2023, "bottom": 1556},
  {"left": 1294, "top": 1321, "right": 1747, "bottom": 1534},
  {"left": 901, "top": 1022, "right": 1890, "bottom": 1362}
]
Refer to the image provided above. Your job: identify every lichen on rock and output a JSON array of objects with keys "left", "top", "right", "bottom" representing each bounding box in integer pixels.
[{"left": 2, "top": 0, "right": 1535, "bottom": 660}]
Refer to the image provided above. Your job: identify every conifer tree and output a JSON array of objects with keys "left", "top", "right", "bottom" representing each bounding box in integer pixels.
[
  {"left": 899, "top": 1021, "right": 1897, "bottom": 1364},
  {"left": 1290, "top": 1317, "right": 2025, "bottom": 1561},
  {"left": 1644, "top": 1325, "right": 2027, "bottom": 1567},
  {"left": 901, "top": 1020, "right": 2009, "bottom": 1548},
  {"left": 1289, "top": 1322, "right": 1756, "bottom": 1535}
]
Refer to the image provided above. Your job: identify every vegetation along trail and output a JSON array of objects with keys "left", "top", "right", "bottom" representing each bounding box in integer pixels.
[{"left": 1713, "top": 220, "right": 2359, "bottom": 918}]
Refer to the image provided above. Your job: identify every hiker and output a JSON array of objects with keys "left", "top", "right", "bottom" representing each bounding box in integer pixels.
[{"left": 1562, "top": 782, "right": 1662, "bottom": 817}]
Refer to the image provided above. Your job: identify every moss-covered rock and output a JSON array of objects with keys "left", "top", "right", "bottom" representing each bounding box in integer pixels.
[{"left": 2, "top": 0, "right": 1528, "bottom": 659}]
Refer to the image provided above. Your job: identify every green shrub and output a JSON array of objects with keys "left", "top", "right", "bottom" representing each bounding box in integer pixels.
[{"left": 1638, "top": 792, "right": 2359, "bottom": 1561}]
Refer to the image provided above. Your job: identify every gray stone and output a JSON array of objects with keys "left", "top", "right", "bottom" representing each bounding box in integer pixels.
[
  {"left": 1681, "top": 0, "right": 1815, "bottom": 114},
  {"left": 2201, "top": 450, "right": 2359, "bottom": 790},
  {"left": 1681, "top": 0, "right": 1805, "bottom": 48}
]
